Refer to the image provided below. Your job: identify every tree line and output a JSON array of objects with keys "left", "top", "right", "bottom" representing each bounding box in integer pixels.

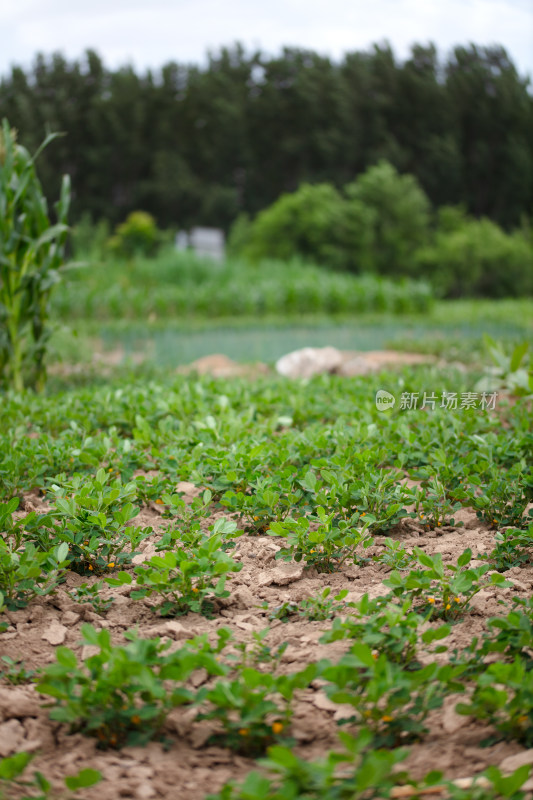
[{"left": 0, "top": 42, "right": 531, "bottom": 231}]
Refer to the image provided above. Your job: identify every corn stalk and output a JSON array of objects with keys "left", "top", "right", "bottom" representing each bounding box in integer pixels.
[{"left": 0, "top": 118, "right": 70, "bottom": 392}]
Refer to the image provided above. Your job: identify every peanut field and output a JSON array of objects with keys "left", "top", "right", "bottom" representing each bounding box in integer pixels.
[{"left": 1, "top": 365, "right": 533, "bottom": 800}]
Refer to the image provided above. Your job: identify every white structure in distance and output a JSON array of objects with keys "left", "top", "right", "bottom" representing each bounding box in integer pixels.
[{"left": 176, "top": 227, "right": 225, "bottom": 263}]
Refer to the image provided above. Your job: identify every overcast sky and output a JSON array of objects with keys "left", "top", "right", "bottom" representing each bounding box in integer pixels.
[{"left": 1, "top": 0, "right": 532, "bottom": 79}]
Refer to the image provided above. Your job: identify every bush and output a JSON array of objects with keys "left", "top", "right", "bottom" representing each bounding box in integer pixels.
[
  {"left": 344, "top": 160, "right": 431, "bottom": 276},
  {"left": 238, "top": 183, "right": 353, "bottom": 268},
  {"left": 108, "top": 211, "right": 161, "bottom": 258},
  {"left": 232, "top": 161, "right": 431, "bottom": 277},
  {"left": 415, "top": 216, "right": 533, "bottom": 298}
]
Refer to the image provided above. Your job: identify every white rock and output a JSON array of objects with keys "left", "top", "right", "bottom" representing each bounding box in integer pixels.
[
  {"left": 312, "top": 692, "right": 339, "bottom": 712},
  {"left": 256, "top": 563, "right": 305, "bottom": 587},
  {"left": 336, "top": 357, "right": 377, "bottom": 377},
  {"left": 0, "top": 687, "right": 38, "bottom": 720},
  {"left": 441, "top": 696, "right": 469, "bottom": 734},
  {"left": 134, "top": 782, "right": 156, "bottom": 800},
  {"left": 276, "top": 347, "right": 344, "bottom": 379},
  {"left": 0, "top": 719, "right": 25, "bottom": 756},
  {"left": 163, "top": 620, "right": 192, "bottom": 640},
  {"left": 499, "top": 749, "right": 533, "bottom": 773},
  {"left": 42, "top": 622, "right": 68, "bottom": 645},
  {"left": 62, "top": 610, "right": 81, "bottom": 626},
  {"left": 176, "top": 481, "right": 201, "bottom": 496}
]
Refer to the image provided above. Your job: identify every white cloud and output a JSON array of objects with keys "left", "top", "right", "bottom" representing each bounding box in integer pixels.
[{"left": 0, "top": 0, "right": 531, "bottom": 78}]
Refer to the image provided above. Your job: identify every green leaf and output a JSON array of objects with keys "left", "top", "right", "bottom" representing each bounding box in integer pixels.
[
  {"left": 510, "top": 342, "right": 529, "bottom": 372},
  {"left": 349, "top": 641, "right": 376, "bottom": 668},
  {"left": 55, "top": 647, "right": 78, "bottom": 669},
  {"left": 65, "top": 768, "right": 102, "bottom": 790},
  {"left": 55, "top": 542, "right": 69, "bottom": 563},
  {"left": 0, "top": 751, "right": 33, "bottom": 779},
  {"left": 422, "top": 625, "right": 451, "bottom": 644},
  {"left": 457, "top": 548, "right": 472, "bottom": 568}
]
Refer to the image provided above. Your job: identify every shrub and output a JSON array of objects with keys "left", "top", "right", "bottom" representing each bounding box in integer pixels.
[
  {"left": 108, "top": 211, "right": 161, "bottom": 258},
  {"left": 234, "top": 161, "right": 431, "bottom": 277},
  {"left": 239, "top": 183, "right": 354, "bottom": 269},
  {"left": 344, "top": 160, "right": 431, "bottom": 276},
  {"left": 415, "top": 216, "right": 533, "bottom": 298}
]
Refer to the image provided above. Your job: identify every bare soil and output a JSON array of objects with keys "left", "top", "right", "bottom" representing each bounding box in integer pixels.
[{"left": 2, "top": 492, "right": 533, "bottom": 799}]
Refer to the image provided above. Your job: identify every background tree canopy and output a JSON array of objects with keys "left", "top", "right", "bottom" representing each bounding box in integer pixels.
[{"left": 0, "top": 42, "right": 531, "bottom": 231}]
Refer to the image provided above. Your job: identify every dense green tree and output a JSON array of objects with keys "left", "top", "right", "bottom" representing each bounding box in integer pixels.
[
  {"left": 0, "top": 42, "right": 531, "bottom": 230},
  {"left": 445, "top": 45, "right": 533, "bottom": 227},
  {"left": 344, "top": 160, "right": 431, "bottom": 276}
]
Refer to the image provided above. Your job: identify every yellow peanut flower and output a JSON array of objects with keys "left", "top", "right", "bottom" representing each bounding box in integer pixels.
[
  {"left": 238, "top": 728, "right": 249, "bottom": 736},
  {"left": 381, "top": 715, "right": 393, "bottom": 723},
  {"left": 271, "top": 722, "right": 284, "bottom": 735},
  {"left": 108, "top": 562, "right": 115, "bottom": 568},
  {"left": 131, "top": 715, "right": 141, "bottom": 725},
  {"left": 428, "top": 597, "right": 435, "bottom": 604},
  {"left": 445, "top": 603, "right": 451, "bottom": 610}
]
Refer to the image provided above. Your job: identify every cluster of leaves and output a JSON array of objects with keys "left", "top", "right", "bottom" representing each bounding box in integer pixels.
[
  {"left": 108, "top": 520, "right": 242, "bottom": 617},
  {"left": 383, "top": 548, "right": 512, "bottom": 621},
  {"left": 321, "top": 594, "right": 450, "bottom": 667},
  {"left": 207, "top": 731, "right": 531, "bottom": 800},
  {"left": 267, "top": 587, "right": 349, "bottom": 623},
  {"left": 0, "top": 751, "right": 100, "bottom": 799},
  {"left": 0, "top": 118, "right": 71, "bottom": 392},
  {"left": 37, "top": 624, "right": 228, "bottom": 749},
  {"left": 269, "top": 507, "right": 375, "bottom": 573},
  {"left": 0, "top": 498, "right": 69, "bottom": 610}
]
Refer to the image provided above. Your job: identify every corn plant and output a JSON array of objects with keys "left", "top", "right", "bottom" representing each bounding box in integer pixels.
[{"left": 0, "top": 118, "right": 71, "bottom": 392}]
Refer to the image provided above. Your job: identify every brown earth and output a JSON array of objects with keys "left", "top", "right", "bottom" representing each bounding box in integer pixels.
[{"left": 2, "top": 493, "right": 533, "bottom": 799}]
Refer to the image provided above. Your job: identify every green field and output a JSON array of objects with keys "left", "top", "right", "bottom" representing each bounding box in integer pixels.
[
  {"left": 1, "top": 356, "right": 533, "bottom": 798},
  {"left": 2, "top": 239, "right": 533, "bottom": 799}
]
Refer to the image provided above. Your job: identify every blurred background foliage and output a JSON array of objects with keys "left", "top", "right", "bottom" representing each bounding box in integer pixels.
[
  {"left": 1, "top": 42, "right": 531, "bottom": 232},
  {"left": 1, "top": 39, "right": 532, "bottom": 380}
]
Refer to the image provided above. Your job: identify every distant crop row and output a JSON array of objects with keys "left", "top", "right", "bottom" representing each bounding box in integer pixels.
[{"left": 52, "top": 253, "right": 434, "bottom": 319}]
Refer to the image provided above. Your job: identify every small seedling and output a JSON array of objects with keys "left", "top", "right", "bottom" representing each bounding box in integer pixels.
[{"left": 0, "top": 656, "right": 35, "bottom": 685}]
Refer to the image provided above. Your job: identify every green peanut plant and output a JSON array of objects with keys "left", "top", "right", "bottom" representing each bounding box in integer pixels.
[
  {"left": 0, "top": 751, "right": 101, "bottom": 799},
  {"left": 37, "top": 624, "right": 228, "bottom": 749},
  {"left": 0, "top": 118, "right": 71, "bottom": 392}
]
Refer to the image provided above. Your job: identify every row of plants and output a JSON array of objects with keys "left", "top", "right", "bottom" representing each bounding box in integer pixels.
[
  {"left": 1, "top": 369, "right": 533, "bottom": 798},
  {"left": 3, "top": 580, "right": 533, "bottom": 797},
  {"left": 1, "top": 439, "right": 531, "bottom": 614},
  {"left": 51, "top": 253, "right": 434, "bottom": 320},
  {"left": 3, "top": 470, "right": 529, "bottom": 617}
]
